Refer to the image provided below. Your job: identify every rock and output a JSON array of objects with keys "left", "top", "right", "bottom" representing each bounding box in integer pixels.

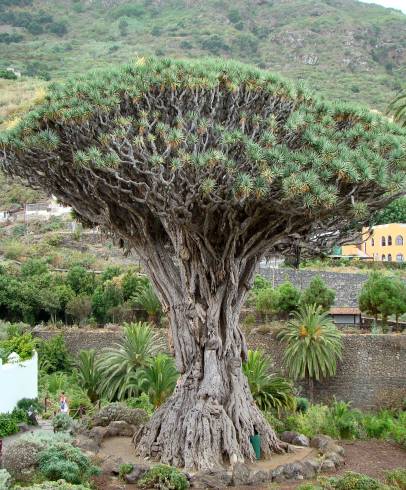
[
  {"left": 191, "top": 469, "right": 232, "bottom": 488},
  {"left": 232, "top": 462, "right": 252, "bottom": 486},
  {"left": 321, "top": 459, "right": 336, "bottom": 472},
  {"left": 325, "top": 451, "right": 344, "bottom": 467},
  {"left": 18, "top": 423, "right": 31, "bottom": 433},
  {"left": 283, "top": 462, "right": 304, "bottom": 480},
  {"left": 88, "top": 426, "right": 108, "bottom": 444},
  {"left": 310, "top": 435, "right": 333, "bottom": 451},
  {"left": 249, "top": 470, "right": 270, "bottom": 485},
  {"left": 74, "top": 434, "right": 100, "bottom": 454},
  {"left": 271, "top": 465, "right": 285, "bottom": 483},
  {"left": 125, "top": 464, "right": 149, "bottom": 484},
  {"left": 280, "top": 431, "right": 300, "bottom": 444},
  {"left": 101, "top": 455, "right": 124, "bottom": 475},
  {"left": 91, "top": 403, "right": 148, "bottom": 428},
  {"left": 292, "top": 434, "right": 310, "bottom": 447},
  {"left": 106, "top": 420, "right": 136, "bottom": 437},
  {"left": 301, "top": 459, "right": 320, "bottom": 478}
]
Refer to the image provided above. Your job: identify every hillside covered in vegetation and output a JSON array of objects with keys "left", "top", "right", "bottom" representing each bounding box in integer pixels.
[{"left": 0, "top": 0, "right": 405, "bottom": 113}]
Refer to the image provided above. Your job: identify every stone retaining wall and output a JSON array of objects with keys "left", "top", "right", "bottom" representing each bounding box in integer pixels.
[
  {"left": 35, "top": 329, "right": 406, "bottom": 410},
  {"left": 258, "top": 268, "right": 368, "bottom": 307}
]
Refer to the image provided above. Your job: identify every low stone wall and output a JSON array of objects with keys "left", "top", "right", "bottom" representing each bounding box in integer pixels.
[{"left": 35, "top": 330, "right": 406, "bottom": 410}]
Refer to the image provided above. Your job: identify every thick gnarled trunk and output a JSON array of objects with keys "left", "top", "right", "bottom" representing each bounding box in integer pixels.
[{"left": 135, "top": 254, "right": 282, "bottom": 470}]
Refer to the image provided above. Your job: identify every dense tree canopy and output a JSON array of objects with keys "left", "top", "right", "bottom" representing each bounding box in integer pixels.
[
  {"left": 1, "top": 58, "right": 405, "bottom": 470},
  {"left": 372, "top": 196, "right": 406, "bottom": 225}
]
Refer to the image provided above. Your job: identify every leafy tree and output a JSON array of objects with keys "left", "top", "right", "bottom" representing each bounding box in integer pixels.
[
  {"left": 66, "top": 265, "right": 96, "bottom": 295},
  {"left": 300, "top": 276, "right": 335, "bottom": 312},
  {"left": 254, "top": 287, "right": 279, "bottom": 319},
  {"left": 140, "top": 353, "right": 178, "bottom": 408},
  {"left": 91, "top": 281, "right": 123, "bottom": 323},
  {"left": 372, "top": 197, "right": 406, "bottom": 225},
  {"left": 66, "top": 295, "right": 92, "bottom": 325},
  {"left": 276, "top": 281, "right": 301, "bottom": 315},
  {"left": 359, "top": 272, "right": 406, "bottom": 328},
  {"left": 1, "top": 58, "right": 404, "bottom": 469},
  {"left": 76, "top": 350, "right": 101, "bottom": 403},
  {"left": 278, "top": 304, "right": 343, "bottom": 401},
  {"left": 243, "top": 350, "right": 295, "bottom": 412},
  {"left": 98, "top": 322, "right": 163, "bottom": 400},
  {"left": 37, "top": 335, "right": 71, "bottom": 373},
  {"left": 122, "top": 269, "right": 148, "bottom": 300}
]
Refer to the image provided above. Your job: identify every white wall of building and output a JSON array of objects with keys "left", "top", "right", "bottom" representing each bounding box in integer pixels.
[{"left": 0, "top": 351, "right": 38, "bottom": 413}]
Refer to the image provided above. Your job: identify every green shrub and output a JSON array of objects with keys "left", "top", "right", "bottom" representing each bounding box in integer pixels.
[
  {"left": 52, "top": 413, "right": 74, "bottom": 432},
  {"left": 296, "top": 397, "right": 309, "bottom": 413},
  {"left": 254, "top": 287, "right": 280, "bottom": 317},
  {"left": 126, "top": 393, "right": 154, "bottom": 416},
  {"left": 253, "top": 275, "right": 271, "bottom": 290},
  {"left": 0, "top": 332, "right": 36, "bottom": 362},
  {"left": 0, "top": 469, "right": 11, "bottom": 489},
  {"left": 17, "top": 397, "right": 43, "bottom": 413},
  {"left": 0, "top": 413, "right": 18, "bottom": 437},
  {"left": 300, "top": 276, "right": 335, "bottom": 312},
  {"left": 138, "top": 464, "right": 189, "bottom": 490},
  {"left": 37, "top": 335, "right": 71, "bottom": 373},
  {"left": 325, "top": 471, "right": 386, "bottom": 490},
  {"left": 14, "top": 482, "right": 90, "bottom": 489},
  {"left": 119, "top": 463, "right": 134, "bottom": 479},
  {"left": 11, "top": 407, "right": 29, "bottom": 424},
  {"left": 385, "top": 468, "right": 406, "bottom": 489},
  {"left": 38, "top": 443, "right": 100, "bottom": 484}
]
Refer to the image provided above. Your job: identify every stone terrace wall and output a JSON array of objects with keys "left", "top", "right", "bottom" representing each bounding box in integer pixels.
[
  {"left": 258, "top": 268, "right": 369, "bottom": 307},
  {"left": 36, "top": 330, "right": 406, "bottom": 410},
  {"left": 248, "top": 332, "right": 406, "bottom": 410}
]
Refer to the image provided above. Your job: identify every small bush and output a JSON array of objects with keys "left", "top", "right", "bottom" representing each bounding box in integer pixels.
[
  {"left": 138, "top": 464, "right": 189, "bottom": 490},
  {"left": 0, "top": 413, "right": 18, "bottom": 437},
  {"left": 325, "top": 471, "right": 385, "bottom": 490},
  {"left": 126, "top": 393, "right": 155, "bottom": 416},
  {"left": 14, "top": 482, "right": 89, "bottom": 489},
  {"left": 17, "top": 397, "right": 42, "bottom": 413},
  {"left": 296, "top": 397, "right": 309, "bottom": 413},
  {"left": 52, "top": 413, "right": 74, "bottom": 432},
  {"left": 385, "top": 468, "right": 406, "bottom": 489},
  {"left": 2, "top": 438, "right": 42, "bottom": 480},
  {"left": 91, "top": 402, "right": 148, "bottom": 427},
  {"left": 0, "top": 469, "right": 11, "bottom": 489},
  {"left": 0, "top": 332, "right": 36, "bottom": 362},
  {"left": 119, "top": 463, "right": 134, "bottom": 479},
  {"left": 38, "top": 442, "right": 100, "bottom": 484}
]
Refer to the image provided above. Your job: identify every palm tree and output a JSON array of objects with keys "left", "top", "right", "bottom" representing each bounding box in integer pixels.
[
  {"left": 277, "top": 304, "right": 343, "bottom": 401},
  {"left": 76, "top": 350, "right": 102, "bottom": 403},
  {"left": 243, "top": 349, "right": 295, "bottom": 412},
  {"left": 132, "top": 283, "right": 162, "bottom": 324},
  {"left": 388, "top": 91, "right": 406, "bottom": 127},
  {"left": 140, "top": 353, "right": 178, "bottom": 408},
  {"left": 98, "top": 322, "right": 164, "bottom": 400}
]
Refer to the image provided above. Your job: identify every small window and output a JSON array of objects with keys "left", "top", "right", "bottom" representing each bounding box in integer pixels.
[
  {"left": 396, "top": 235, "right": 404, "bottom": 246},
  {"left": 381, "top": 236, "right": 386, "bottom": 246},
  {"left": 388, "top": 236, "right": 392, "bottom": 246},
  {"left": 382, "top": 254, "right": 386, "bottom": 261},
  {"left": 388, "top": 254, "right": 392, "bottom": 262},
  {"left": 396, "top": 253, "right": 404, "bottom": 263},
  {"left": 371, "top": 238, "right": 374, "bottom": 246}
]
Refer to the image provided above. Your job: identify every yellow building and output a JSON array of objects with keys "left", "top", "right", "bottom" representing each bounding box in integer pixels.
[{"left": 341, "top": 223, "right": 406, "bottom": 263}]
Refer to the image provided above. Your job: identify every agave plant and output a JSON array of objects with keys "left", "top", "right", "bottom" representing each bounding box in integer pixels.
[
  {"left": 243, "top": 349, "right": 295, "bottom": 412},
  {"left": 132, "top": 283, "right": 162, "bottom": 324},
  {"left": 98, "top": 322, "right": 164, "bottom": 400},
  {"left": 76, "top": 349, "right": 102, "bottom": 403},
  {"left": 277, "top": 304, "right": 343, "bottom": 400},
  {"left": 388, "top": 91, "right": 406, "bottom": 127},
  {"left": 139, "top": 353, "right": 178, "bottom": 408}
]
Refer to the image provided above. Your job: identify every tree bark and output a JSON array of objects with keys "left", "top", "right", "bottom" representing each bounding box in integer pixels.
[{"left": 134, "top": 250, "right": 283, "bottom": 470}]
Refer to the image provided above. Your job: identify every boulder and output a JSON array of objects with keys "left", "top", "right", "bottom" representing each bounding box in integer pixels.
[
  {"left": 271, "top": 465, "right": 285, "bottom": 483},
  {"left": 88, "top": 425, "right": 108, "bottom": 445},
  {"left": 310, "top": 434, "right": 333, "bottom": 451},
  {"left": 321, "top": 459, "right": 336, "bottom": 472},
  {"left": 283, "top": 462, "right": 304, "bottom": 480},
  {"left": 292, "top": 434, "right": 310, "bottom": 447},
  {"left": 125, "top": 464, "right": 149, "bottom": 484},
  {"left": 191, "top": 469, "right": 232, "bottom": 488},
  {"left": 301, "top": 459, "right": 320, "bottom": 478},
  {"left": 18, "top": 423, "right": 31, "bottom": 433},
  {"left": 325, "top": 451, "right": 344, "bottom": 468},
  {"left": 249, "top": 469, "right": 270, "bottom": 485},
  {"left": 232, "top": 462, "right": 252, "bottom": 486},
  {"left": 73, "top": 434, "right": 100, "bottom": 454},
  {"left": 91, "top": 403, "right": 148, "bottom": 428},
  {"left": 106, "top": 420, "right": 136, "bottom": 437},
  {"left": 280, "top": 431, "right": 300, "bottom": 444},
  {"left": 100, "top": 455, "right": 124, "bottom": 475}
]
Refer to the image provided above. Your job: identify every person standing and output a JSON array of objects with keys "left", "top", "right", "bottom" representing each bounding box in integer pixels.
[{"left": 59, "top": 392, "right": 69, "bottom": 414}]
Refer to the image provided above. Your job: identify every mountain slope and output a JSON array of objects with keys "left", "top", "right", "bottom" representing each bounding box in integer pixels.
[{"left": 0, "top": 0, "right": 405, "bottom": 111}]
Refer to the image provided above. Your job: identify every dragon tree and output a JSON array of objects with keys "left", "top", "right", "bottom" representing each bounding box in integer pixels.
[{"left": 1, "top": 58, "right": 405, "bottom": 470}]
